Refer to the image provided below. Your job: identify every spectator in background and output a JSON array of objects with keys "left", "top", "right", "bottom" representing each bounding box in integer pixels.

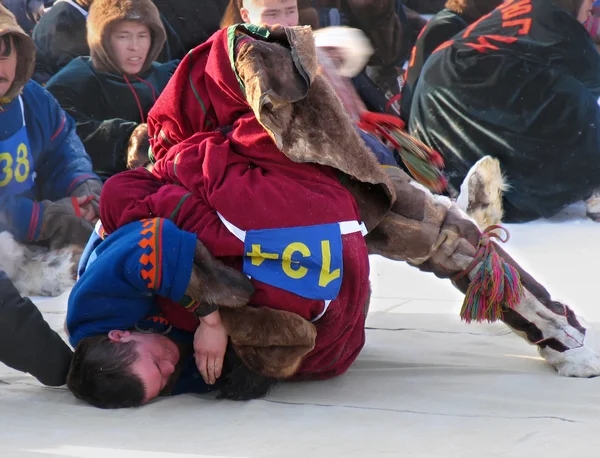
[
  {"left": 46, "top": 0, "right": 179, "bottom": 180},
  {"left": 400, "top": 0, "right": 503, "bottom": 122},
  {"left": 31, "top": 0, "right": 183, "bottom": 84},
  {"left": 1, "top": 0, "right": 45, "bottom": 34}
]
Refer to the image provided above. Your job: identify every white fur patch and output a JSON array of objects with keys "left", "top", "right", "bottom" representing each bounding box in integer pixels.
[
  {"left": 457, "top": 156, "right": 508, "bottom": 229},
  {"left": 0, "top": 231, "right": 77, "bottom": 297},
  {"left": 539, "top": 345, "right": 600, "bottom": 378},
  {"left": 0, "top": 231, "right": 27, "bottom": 280}
]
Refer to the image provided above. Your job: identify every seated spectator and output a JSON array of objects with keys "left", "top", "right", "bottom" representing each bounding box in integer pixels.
[
  {"left": 0, "top": 270, "right": 73, "bottom": 386},
  {"left": 31, "top": 0, "right": 183, "bottom": 84},
  {"left": 409, "top": 0, "right": 600, "bottom": 222},
  {"left": 222, "top": 0, "right": 417, "bottom": 115},
  {"left": 0, "top": 3, "right": 101, "bottom": 294},
  {"left": 46, "top": 0, "right": 179, "bottom": 180},
  {"left": 400, "top": 0, "right": 503, "bottom": 122},
  {"left": 2, "top": 0, "right": 45, "bottom": 34}
]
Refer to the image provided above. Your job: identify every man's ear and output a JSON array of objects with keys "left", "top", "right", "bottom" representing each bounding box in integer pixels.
[
  {"left": 108, "top": 330, "right": 130, "bottom": 342},
  {"left": 240, "top": 7, "right": 251, "bottom": 23}
]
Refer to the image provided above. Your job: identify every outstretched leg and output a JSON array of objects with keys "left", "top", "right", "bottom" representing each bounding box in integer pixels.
[{"left": 366, "top": 167, "right": 600, "bottom": 377}]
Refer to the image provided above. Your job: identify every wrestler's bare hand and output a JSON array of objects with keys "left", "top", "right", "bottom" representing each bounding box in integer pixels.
[
  {"left": 75, "top": 197, "right": 98, "bottom": 223},
  {"left": 194, "top": 310, "right": 228, "bottom": 385}
]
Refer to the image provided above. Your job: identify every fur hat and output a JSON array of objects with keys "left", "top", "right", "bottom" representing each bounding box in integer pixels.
[
  {"left": 445, "top": 0, "right": 503, "bottom": 20},
  {"left": 0, "top": 3, "right": 35, "bottom": 104},
  {"left": 87, "top": 0, "right": 166, "bottom": 76},
  {"left": 313, "top": 26, "right": 373, "bottom": 77}
]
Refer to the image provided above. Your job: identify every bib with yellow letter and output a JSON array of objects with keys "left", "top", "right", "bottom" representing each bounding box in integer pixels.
[
  {"left": 218, "top": 213, "right": 366, "bottom": 301},
  {"left": 0, "top": 97, "right": 34, "bottom": 197}
]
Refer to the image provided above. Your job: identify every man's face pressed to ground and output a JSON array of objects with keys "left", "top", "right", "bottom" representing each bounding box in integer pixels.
[
  {"left": 108, "top": 330, "right": 181, "bottom": 402},
  {"left": 241, "top": 0, "right": 299, "bottom": 27},
  {"left": 0, "top": 35, "right": 17, "bottom": 99}
]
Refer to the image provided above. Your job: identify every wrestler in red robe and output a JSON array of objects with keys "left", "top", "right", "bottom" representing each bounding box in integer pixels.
[{"left": 100, "top": 27, "right": 372, "bottom": 380}]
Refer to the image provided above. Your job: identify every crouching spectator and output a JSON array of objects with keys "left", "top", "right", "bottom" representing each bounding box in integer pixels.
[
  {"left": 46, "top": 0, "right": 179, "bottom": 179},
  {"left": 409, "top": 0, "right": 600, "bottom": 222},
  {"left": 400, "top": 0, "right": 503, "bottom": 122},
  {"left": 0, "top": 4, "right": 101, "bottom": 295}
]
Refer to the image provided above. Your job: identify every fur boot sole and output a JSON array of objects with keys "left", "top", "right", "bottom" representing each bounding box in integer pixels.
[
  {"left": 586, "top": 189, "right": 600, "bottom": 222},
  {"left": 456, "top": 156, "right": 508, "bottom": 229}
]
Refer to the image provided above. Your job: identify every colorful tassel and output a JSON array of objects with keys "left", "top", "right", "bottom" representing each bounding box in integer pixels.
[
  {"left": 357, "top": 111, "right": 447, "bottom": 193},
  {"left": 453, "top": 225, "right": 523, "bottom": 323}
]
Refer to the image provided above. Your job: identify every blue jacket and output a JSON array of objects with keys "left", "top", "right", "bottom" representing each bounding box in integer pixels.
[
  {"left": 0, "top": 80, "right": 99, "bottom": 241},
  {"left": 67, "top": 217, "right": 215, "bottom": 395}
]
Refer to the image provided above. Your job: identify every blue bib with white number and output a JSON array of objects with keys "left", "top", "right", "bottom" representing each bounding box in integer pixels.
[
  {"left": 243, "top": 223, "right": 344, "bottom": 301},
  {"left": 0, "top": 97, "right": 34, "bottom": 197}
]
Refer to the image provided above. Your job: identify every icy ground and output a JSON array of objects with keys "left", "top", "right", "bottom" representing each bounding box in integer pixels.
[{"left": 1, "top": 202, "right": 600, "bottom": 458}]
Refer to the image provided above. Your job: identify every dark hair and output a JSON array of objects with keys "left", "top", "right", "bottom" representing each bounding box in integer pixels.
[
  {"left": 218, "top": 344, "right": 278, "bottom": 400},
  {"left": 67, "top": 335, "right": 146, "bottom": 409},
  {"left": 0, "top": 35, "right": 13, "bottom": 58}
]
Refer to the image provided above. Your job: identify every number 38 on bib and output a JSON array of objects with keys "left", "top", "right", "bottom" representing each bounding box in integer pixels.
[
  {"left": 0, "top": 96, "right": 34, "bottom": 197},
  {"left": 0, "top": 143, "right": 33, "bottom": 193}
]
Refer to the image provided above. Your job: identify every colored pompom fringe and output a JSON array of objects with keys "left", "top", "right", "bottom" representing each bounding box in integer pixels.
[
  {"left": 453, "top": 225, "right": 523, "bottom": 323},
  {"left": 357, "top": 111, "right": 447, "bottom": 193}
]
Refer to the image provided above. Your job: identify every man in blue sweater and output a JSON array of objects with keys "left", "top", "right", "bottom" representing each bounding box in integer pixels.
[
  {"left": 66, "top": 217, "right": 265, "bottom": 408},
  {"left": 0, "top": 3, "right": 101, "bottom": 250}
]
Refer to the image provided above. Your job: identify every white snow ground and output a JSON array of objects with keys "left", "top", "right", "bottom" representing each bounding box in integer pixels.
[{"left": 2, "top": 202, "right": 600, "bottom": 458}]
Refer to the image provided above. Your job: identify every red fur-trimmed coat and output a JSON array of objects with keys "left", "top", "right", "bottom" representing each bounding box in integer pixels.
[{"left": 100, "top": 27, "right": 373, "bottom": 380}]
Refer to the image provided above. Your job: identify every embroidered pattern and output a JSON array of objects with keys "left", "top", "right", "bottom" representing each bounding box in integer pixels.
[
  {"left": 147, "top": 314, "right": 170, "bottom": 326},
  {"left": 138, "top": 218, "right": 163, "bottom": 290}
]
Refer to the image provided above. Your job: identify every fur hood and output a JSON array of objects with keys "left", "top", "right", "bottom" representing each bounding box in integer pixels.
[
  {"left": 0, "top": 3, "right": 35, "bottom": 104},
  {"left": 445, "top": 0, "right": 503, "bottom": 20},
  {"left": 87, "top": 0, "right": 166, "bottom": 76}
]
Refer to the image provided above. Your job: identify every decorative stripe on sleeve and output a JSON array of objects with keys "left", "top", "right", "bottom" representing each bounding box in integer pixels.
[{"left": 138, "top": 218, "right": 164, "bottom": 290}]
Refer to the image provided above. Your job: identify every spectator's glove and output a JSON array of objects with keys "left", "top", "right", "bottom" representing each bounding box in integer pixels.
[
  {"left": 127, "top": 123, "right": 151, "bottom": 170},
  {"left": 70, "top": 179, "right": 102, "bottom": 221},
  {"left": 38, "top": 198, "right": 94, "bottom": 249}
]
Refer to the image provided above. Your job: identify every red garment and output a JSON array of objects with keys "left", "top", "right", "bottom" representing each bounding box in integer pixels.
[{"left": 100, "top": 28, "right": 371, "bottom": 380}]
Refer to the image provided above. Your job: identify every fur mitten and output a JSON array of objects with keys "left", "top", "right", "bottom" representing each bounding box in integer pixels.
[
  {"left": 38, "top": 198, "right": 94, "bottom": 249},
  {"left": 185, "top": 240, "right": 255, "bottom": 308},
  {"left": 70, "top": 179, "right": 103, "bottom": 216}
]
